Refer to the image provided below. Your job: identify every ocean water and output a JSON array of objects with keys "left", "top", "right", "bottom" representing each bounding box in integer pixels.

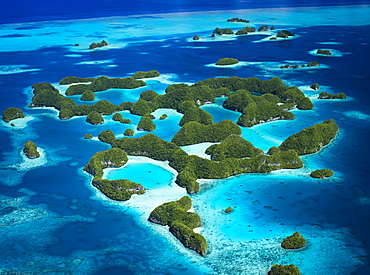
[{"left": 1, "top": 1, "right": 370, "bottom": 274}]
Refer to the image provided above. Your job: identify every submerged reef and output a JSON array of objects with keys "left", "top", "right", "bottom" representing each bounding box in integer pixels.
[
  {"left": 281, "top": 232, "right": 307, "bottom": 249},
  {"left": 148, "top": 196, "right": 207, "bottom": 256},
  {"left": 89, "top": 40, "right": 108, "bottom": 50},
  {"left": 2, "top": 107, "right": 25, "bottom": 122},
  {"left": 23, "top": 141, "right": 40, "bottom": 159}
]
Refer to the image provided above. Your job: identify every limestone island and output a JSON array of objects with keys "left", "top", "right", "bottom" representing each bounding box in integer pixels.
[
  {"left": 227, "top": 17, "right": 249, "bottom": 23},
  {"left": 148, "top": 196, "right": 207, "bottom": 256},
  {"left": 212, "top": 28, "right": 234, "bottom": 36},
  {"left": 215, "top": 58, "right": 239, "bottom": 66},
  {"left": 317, "top": 49, "right": 332, "bottom": 55},
  {"left": 280, "top": 61, "right": 320, "bottom": 69},
  {"left": 235, "top": 26, "right": 256, "bottom": 35},
  {"left": 310, "top": 169, "right": 334, "bottom": 179},
  {"left": 2, "top": 107, "right": 25, "bottom": 122},
  {"left": 89, "top": 40, "right": 108, "bottom": 50},
  {"left": 268, "top": 264, "right": 301, "bottom": 275},
  {"left": 310, "top": 83, "right": 320, "bottom": 90},
  {"left": 224, "top": 206, "right": 233, "bottom": 213},
  {"left": 281, "top": 232, "right": 306, "bottom": 249},
  {"left": 23, "top": 141, "right": 40, "bottom": 159},
  {"left": 318, "top": 92, "right": 346, "bottom": 99},
  {"left": 276, "top": 30, "right": 295, "bottom": 38},
  {"left": 193, "top": 35, "right": 200, "bottom": 40}
]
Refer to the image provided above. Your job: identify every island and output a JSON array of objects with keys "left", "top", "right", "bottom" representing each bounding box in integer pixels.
[
  {"left": 81, "top": 90, "right": 95, "bottom": 101},
  {"left": 318, "top": 92, "right": 346, "bottom": 99},
  {"left": 215, "top": 58, "right": 239, "bottom": 66},
  {"left": 277, "top": 119, "right": 339, "bottom": 155},
  {"left": 2, "top": 107, "right": 25, "bottom": 122},
  {"left": 212, "top": 28, "right": 234, "bottom": 36},
  {"left": 132, "top": 70, "right": 160, "bottom": 79},
  {"left": 86, "top": 111, "right": 104, "bottom": 125},
  {"left": 113, "top": 113, "right": 131, "bottom": 124},
  {"left": 310, "top": 169, "right": 334, "bottom": 179},
  {"left": 268, "top": 264, "right": 301, "bottom": 275},
  {"left": 83, "top": 148, "right": 145, "bottom": 200},
  {"left": 23, "top": 141, "right": 40, "bottom": 159},
  {"left": 137, "top": 115, "right": 156, "bottom": 131},
  {"left": 159, "top": 114, "right": 168, "bottom": 120},
  {"left": 124, "top": 129, "right": 134, "bottom": 136},
  {"left": 258, "top": 25, "right": 269, "bottom": 31},
  {"left": 235, "top": 26, "right": 256, "bottom": 35},
  {"left": 227, "top": 17, "right": 249, "bottom": 23},
  {"left": 276, "top": 30, "right": 295, "bottom": 38},
  {"left": 89, "top": 40, "right": 108, "bottom": 50},
  {"left": 224, "top": 206, "right": 233, "bottom": 213},
  {"left": 317, "top": 49, "right": 332, "bottom": 55},
  {"left": 280, "top": 61, "right": 320, "bottom": 69},
  {"left": 84, "top": 134, "right": 93, "bottom": 139},
  {"left": 310, "top": 83, "right": 320, "bottom": 90},
  {"left": 193, "top": 35, "right": 200, "bottom": 40},
  {"left": 148, "top": 196, "right": 207, "bottom": 256},
  {"left": 281, "top": 232, "right": 306, "bottom": 249}
]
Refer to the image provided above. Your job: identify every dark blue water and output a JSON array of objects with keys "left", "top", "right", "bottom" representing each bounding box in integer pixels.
[{"left": 1, "top": 1, "right": 370, "bottom": 274}]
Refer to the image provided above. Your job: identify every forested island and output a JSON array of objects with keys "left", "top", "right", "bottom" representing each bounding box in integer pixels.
[{"left": 2, "top": 107, "right": 25, "bottom": 122}]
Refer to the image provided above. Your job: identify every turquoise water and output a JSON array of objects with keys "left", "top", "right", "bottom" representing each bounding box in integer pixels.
[{"left": 0, "top": 3, "right": 370, "bottom": 275}]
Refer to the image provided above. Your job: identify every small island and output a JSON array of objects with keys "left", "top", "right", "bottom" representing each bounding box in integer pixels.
[
  {"left": 193, "top": 35, "right": 200, "bottom": 40},
  {"left": 318, "top": 92, "right": 346, "bottom": 99},
  {"left": 89, "top": 40, "right": 108, "bottom": 50},
  {"left": 148, "top": 196, "right": 207, "bottom": 256},
  {"left": 23, "top": 141, "right": 40, "bottom": 159},
  {"left": 258, "top": 25, "right": 269, "bottom": 31},
  {"left": 276, "top": 30, "right": 295, "bottom": 38},
  {"left": 227, "top": 17, "right": 249, "bottom": 23},
  {"left": 281, "top": 232, "right": 306, "bottom": 249},
  {"left": 212, "top": 28, "right": 234, "bottom": 36},
  {"left": 317, "top": 49, "right": 332, "bottom": 55},
  {"left": 132, "top": 70, "right": 160, "bottom": 79},
  {"left": 310, "top": 169, "right": 334, "bottom": 179},
  {"left": 86, "top": 111, "right": 104, "bottom": 125},
  {"left": 310, "top": 83, "right": 320, "bottom": 90},
  {"left": 268, "top": 264, "right": 301, "bottom": 275},
  {"left": 224, "top": 206, "right": 233, "bottom": 213},
  {"left": 280, "top": 61, "right": 320, "bottom": 69},
  {"left": 84, "top": 134, "right": 93, "bottom": 139},
  {"left": 137, "top": 115, "right": 156, "bottom": 131},
  {"left": 2, "top": 107, "right": 25, "bottom": 122},
  {"left": 215, "top": 58, "right": 239, "bottom": 66},
  {"left": 235, "top": 26, "right": 256, "bottom": 35}
]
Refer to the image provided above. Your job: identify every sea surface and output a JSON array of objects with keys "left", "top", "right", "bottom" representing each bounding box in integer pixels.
[{"left": 0, "top": 1, "right": 370, "bottom": 274}]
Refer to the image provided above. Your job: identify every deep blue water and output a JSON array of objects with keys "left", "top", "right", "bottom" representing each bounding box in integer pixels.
[{"left": 1, "top": 1, "right": 370, "bottom": 275}]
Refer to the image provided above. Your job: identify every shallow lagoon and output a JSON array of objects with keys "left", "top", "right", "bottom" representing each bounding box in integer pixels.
[{"left": 0, "top": 2, "right": 370, "bottom": 275}]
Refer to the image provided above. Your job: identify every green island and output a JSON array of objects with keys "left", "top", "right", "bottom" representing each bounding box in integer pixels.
[
  {"left": 178, "top": 101, "right": 213, "bottom": 126},
  {"left": 280, "top": 61, "right": 320, "bottom": 69},
  {"left": 113, "top": 113, "right": 131, "bottom": 124},
  {"left": 215, "top": 58, "right": 239, "bottom": 66},
  {"left": 89, "top": 40, "right": 108, "bottom": 50},
  {"left": 317, "top": 49, "right": 332, "bottom": 55},
  {"left": 318, "top": 92, "right": 346, "bottom": 99},
  {"left": 84, "top": 134, "right": 93, "bottom": 139},
  {"left": 83, "top": 148, "right": 145, "bottom": 200},
  {"left": 124, "top": 128, "right": 134, "bottom": 136},
  {"left": 148, "top": 196, "right": 207, "bottom": 256},
  {"left": 310, "top": 83, "right": 320, "bottom": 90},
  {"left": 212, "top": 28, "right": 234, "bottom": 36},
  {"left": 86, "top": 111, "right": 104, "bottom": 125},
  {"left": 224, "top": 206, "right": 233, "bottom": 213},
  {"left": 137, "top": 115, "right": 156, "bottom": 131},
  {"left": 235, "top": 26, "right": 256, "bottom": 35},
  {"left": 132, "top": 70, "right": 160, "bottom": 79},
  {"left": 227, "top": 17, "right": 249, "bottom": 23},
  {"left": 23, "top": 141, "right": 40, "bottom": 159},
  {"left": 2, "top": 107, "right": 25, "bottom": 122},
  {"left": 277, "top": 119, "right": 339, "bottom": 155},
  {"left": 81, "top": 90, "right": 95, "bottom": 101},
  {"left": 310, "top": 169, "right": 334, "bottom": 179},
  {"left": 193, "top": 35, "right": 200, "bottom": 40},
  {"left": 268, "top": 264, "right": 301, "bottom": 275},
  {"left": 276, "top": 30, "right": 295, "bottom": 38},
  {"left": 281, "top": 232, "right": 307, "bottom": 249},
  {"left": 258, "top": 25, "right": 269, "bottom": 31}
]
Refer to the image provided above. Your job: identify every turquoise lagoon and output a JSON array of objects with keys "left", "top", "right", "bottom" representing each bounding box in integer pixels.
[{"left": 0, "top": 3, "right": 370, "bottom": 275}]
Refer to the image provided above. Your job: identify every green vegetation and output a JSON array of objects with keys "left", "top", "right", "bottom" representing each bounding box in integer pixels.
[
  {"left": 317, "top": 49, "right": 332, "bottom": 55},
  {"left": 235, "top": 26, "right": 256, "bottom": 35},
  {"left": 148, "top": 196, "right": 207, "bottom": 256},
  {"left": 318, "top": 92, "right": 346, "bottom": 99},
  {"left": 132, "top": 70, "right": 160, "bottom": 79},
  {"left": 92, "top": 178, "right": 145, "bottom": 201},
  {"left": 98, "top": 130, "right": 116, "bottom": 144},
  {"left": 23, "top": 141, "right": 40, "bottom": 159},
  {"left": 137, "top": 115, "right": 156, "bottom": 131},
  {"left": 215, "top": 58, "right": 239, "bottom": 66},
  {"left": 86, "top": 111, "right": 104, "bottom": 125},
  {"left": 159, "top": 114, "right": 168, "bottom": 120},
  {"left": 130, "top": 99, "right": 155, "bottom": 116},
  {"left": 276, "top": 30, "right": 295, "bottom": 38},
  {"left": 193, "top": 35, "right": 200, "bottom": 40},
  {"left": 225, "top": 206, "right": 233, "bottom": 213},
  {"left": 140, "top": 90, "right": 158, "bottom": 101},
  {"left": 281, "top": 232, "right": 306, "bottom": 249},
  {"left": 205, "top": 134, "right": 263, "bottom": 161},
  {"left": 172, "top": 120, "right": 241, "bottom": 146},
  {"left": 310, "top": 83, "right": 320, "bottom": 90},
  {"left": 178, "top": 101, "right": 213, "bottom": 126},
  {"left": 227, "top": 17, "right": 249, "bottom": 23},
  {"left": 113, "top": 113, "right": 131, "bottom": 124},
  {"left": 310, "top": 169, "right": 334, "bottom": 179},
  {"left": 279, "top": 119, "right": 339, "bottom": 155},
  {"left": 307, "top": 61, "right": 320, "bottom": 67},
  {"left": 268, "top": 264, "right": 301, "bottom": 275},
  {"left": 81, "top": 90, "right": 95, "bottom": 101},
  {"left": 2, "top": 107, "right": 25, "bottom": 122},
  {"left": 124, "top": 128, "right": 134, "bottom": 136},
  {"left": 59, "top": 76, "right": 94, "bottom": 85},
  {"left": 89, "top": 40, "right": 108, "bottom": 50},
  {"left": 212, "top": 28, "right": 234, "bottom": 35},
  {"left": 258, "top": 25, "right": 269, "bottom": 31},
  {"left": 65, "top": 76, "right": 146, "bottom": 96},
  {"left": 84, "top": 134, "right": 93, "bottom": 139},
  {"left": 296, "top": 97, "right": 314, "bottom": 110}
]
